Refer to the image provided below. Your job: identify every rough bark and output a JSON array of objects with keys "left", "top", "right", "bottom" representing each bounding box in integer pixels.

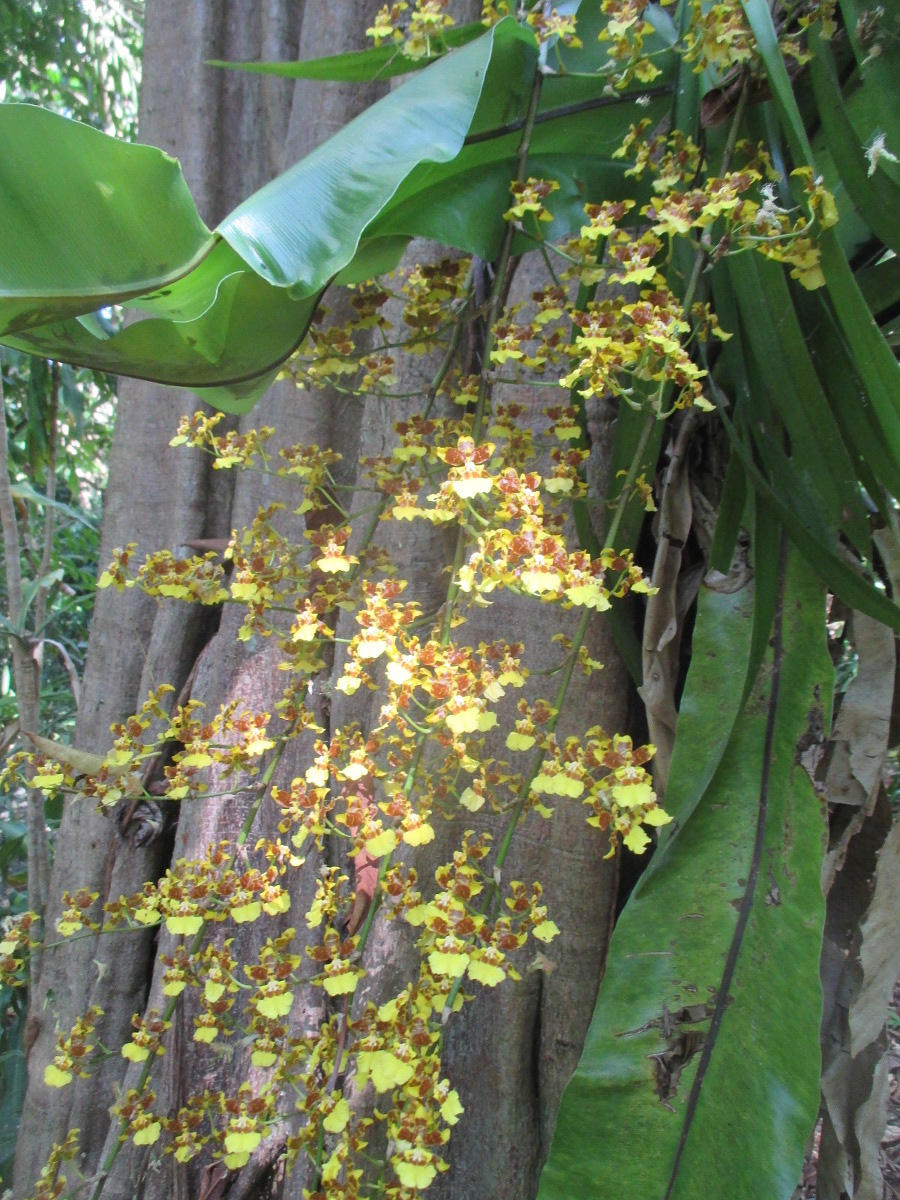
[
  {"left": 326, "top": 249, "right": 624, "bottom": 1200},
  {"left": 13, "top": 2, "right": 304, "bottom": 1190},
  {"left": 15, "top": 6, "right": 628, "bottom": 1198}
]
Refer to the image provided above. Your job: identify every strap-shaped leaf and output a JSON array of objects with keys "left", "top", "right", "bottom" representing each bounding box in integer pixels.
[
  {"left": 721, "top": 406, "right": 900, "bottom": 632},
  {"left": 809, "top": 27, "right": 900, "bottom": 253},
  {"left": 539, "top": 548, "right": 829, "bottom": 1200},
  {"left": 856, "top": 253, "right": 900, "bottom": 320},
  {"left": 820, "top": 230, "right": 900, "bottom": 463},
  {"left": 725, "top": 252, "right": 870, "bottom": 550},
  {"left": 207, "top": 21, "right": 489, "bottom": 82},
  {"left": 838, "top": 0, "right": 900, "bottom": 154},
  {"left": 740, "top": 0, "right": 814, "bottom": 166},
  {"left": 707, "top": 451, "right": 747, "bottom": 574},
  {"left": 799, "top": 289, "right": 900, "bottom": 510}
]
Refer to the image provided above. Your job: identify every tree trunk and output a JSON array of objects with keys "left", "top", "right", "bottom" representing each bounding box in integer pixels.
[{"left": 14, "top": 5, "right": 627, "bottom": 1197}]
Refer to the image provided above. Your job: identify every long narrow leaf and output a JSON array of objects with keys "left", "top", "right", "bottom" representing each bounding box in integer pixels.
[
  {"left": 539, "top": 549, "right": 830, "bottom": 1200},
  {"left": 856, "top": 252, "right": 900, "bottom": 320},
  {"left": 721, "top": 406, "right": 900, "bottom": 631},
  {"left": 838, "top": 0, "right": 900, "bottom": 155},
  {"left": 740, "top": 0, "right": 813, "bottom": 166},
  {"left": 800, "top": 291, "right": 900, "bottom": 510},
  {"left": 725, "top": 252, "right": 869, "bottom": 549},
  {"left": 207, "top": 21, "right": 488, "bottom": 82},
  {"left": 655, "top": 547, "right": 756, "bottom": 840},
  {"left": 821, "top": 230, "right": 900, "bottom": 461}
]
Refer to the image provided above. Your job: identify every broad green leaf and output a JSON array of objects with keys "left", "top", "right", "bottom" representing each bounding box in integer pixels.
[
  {"left": 655, "top": 553, "right": 756, "bottom": 840},
  {"left": 372, "top": 152, "right": 645, "bottom": 262},
  {"left": 0, "top": 18, "right": 680, "bottom": 408},
  {"left": 0, "top": 29, "right": 511, "bottom": 403},
  {"left": 0, "top": 103, "right": 213, "bottom": 334},
  {"left": 745, "top": 490, "right": 782, "bottom": 709},
  {"left": 539, "top": 550, "right": 830, "bottom": 1200},
  {"left": 217, "top": 24, "right": 533, "bottom": 291},
  {"left": 333, "top": 236, "right": 411, "bottom": 285},
  {"left": 342, "top": 61, "right": 675, "bottom": 256},
  {"left": 0, "top": 109, "right": 319, "bottom": 407},
  {"left": 1, "top": 263, "right": 320, "bottom": 412}
]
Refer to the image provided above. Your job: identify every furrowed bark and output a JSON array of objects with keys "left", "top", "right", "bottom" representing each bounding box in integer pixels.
[
  {"left": 13, "top": 2, "right": 304, "bottom": 1191},
  {"left": 15, "top": 8, "right": 629, "bottom": 1198}
]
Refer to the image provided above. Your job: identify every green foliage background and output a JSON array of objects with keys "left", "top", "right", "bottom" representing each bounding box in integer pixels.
[{"left": 0, "top": 1, "right": 142, "bottom": 1179}]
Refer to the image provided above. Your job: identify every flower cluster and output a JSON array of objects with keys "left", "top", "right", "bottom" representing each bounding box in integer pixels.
[
  {"left": 101, "top": 842, "right": 290, "bottom": 937},
  {"left": 13, "top": 236, "right": 669, "bottom": 1194},
  {"left": 598, "top": 127, "right": 838, "bottom": 293},
  {"left": 11, "top": 0, "right": 853, "bottom": 1191},
  {"left": 44, "top": 1005, "right": 105, "bottom": 1088},
  {"left": 169, "top": 410, "right": 275, "bottom": 469},
  {"left": 526, "top": 8, "right": 582, "bottom": 48},
  {"left": 680, "top": 0, "right": 756, "bottom": 72},
  {"left": 366, "top": 0, "right": 455, "bottom": 60},
  {"left": 21, "top": 1130, "right": 80, "bottom": 1200},
  {"left": 397, "top": 830, "right": 558, "bottom": 989}
]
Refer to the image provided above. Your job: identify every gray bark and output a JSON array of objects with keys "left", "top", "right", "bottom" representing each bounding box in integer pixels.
[
  {"left": 14, "top": 2, "right": 303, "bottom": 1190},
  {"left": 15, "top": 6, "right": 628, "bottom": 1198}
]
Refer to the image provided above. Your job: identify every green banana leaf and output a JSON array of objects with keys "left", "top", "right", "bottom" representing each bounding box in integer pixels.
[
  {"left": 538, "top": 546, "right": 831, "bottom": 1200},
  {"left": 0, "top": 103, "right": 213, "bottom": 332},
  {"left": 0, "top": 26, "right": 508, "bottom": 406},
  {"left": 0, "top": 15, "right": 681, "bottom": 411}
]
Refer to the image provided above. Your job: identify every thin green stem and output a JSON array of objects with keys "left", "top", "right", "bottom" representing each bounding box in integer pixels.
[
  {"left": 350, "top": 63, "right": 548, "bottom": 976},
  {"left": 86, "top": 470, "right": 401, "bottom": 1195},
  {"left": 472, "top": 65, "right": 545, "bottom": 442},
  {"left": 681, "top": 74, "right": 750, "bottom": 317}
]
